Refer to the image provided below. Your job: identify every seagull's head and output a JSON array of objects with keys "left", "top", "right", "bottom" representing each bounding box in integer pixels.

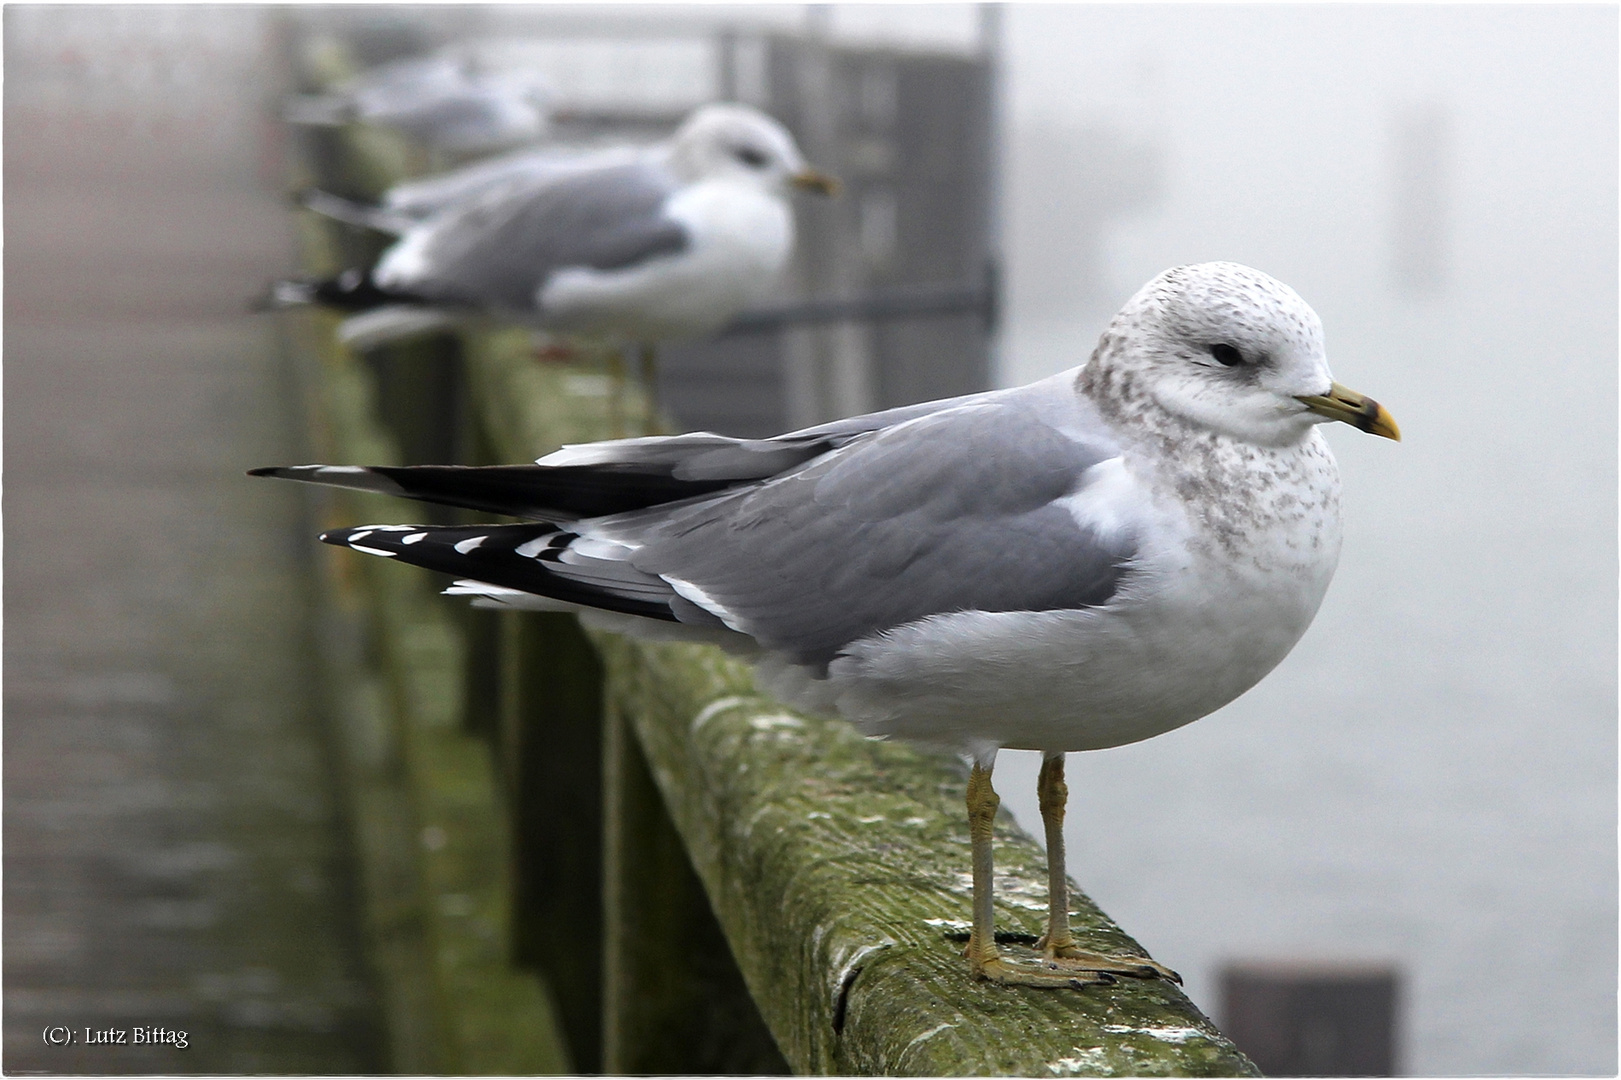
[
  {"left": 1088, "top": 262, "right": 1399, "bottom": 447},
  {"left": 668, "top": 103, "right": 840, "bottom": 196}
]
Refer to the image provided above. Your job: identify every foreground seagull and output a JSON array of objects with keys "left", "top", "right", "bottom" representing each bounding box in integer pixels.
[
  {"left": 268, "top": 103, "right": 838, "bottom": 351},
  {"left": 256, "top": 262, "right": 1399, "bottom": 988},
  {"left": 282, "top": 51, "right": 552, "bottom": 155}
]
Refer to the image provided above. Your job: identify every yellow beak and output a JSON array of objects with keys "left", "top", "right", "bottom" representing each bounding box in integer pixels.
[
  {"left": 1296, "top": 382, "right": 1401, "bottom": 441},
  {"left": 790, "top": 168, "right": 842, "bottom": 196}
]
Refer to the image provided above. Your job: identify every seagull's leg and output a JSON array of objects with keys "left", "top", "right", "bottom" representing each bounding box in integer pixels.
[
  {"left": 964, "top": 758, "right": 1001, "bottom": 976},
  {"left": 965, "top": 754, "right": 1113, "bottom": 989},
  {"left": 1033, "top": 751, "right": 1182, "bottom": 984}
]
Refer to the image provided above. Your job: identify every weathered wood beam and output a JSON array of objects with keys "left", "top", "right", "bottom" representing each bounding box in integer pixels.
[
  {"left": 499, "top": 610, "right": 606, "bottom": 1071},
  {"left": 599, "top": 636, "right": 1256, "bottom": 1076},
  {"left": 602, "top": 700, "right": 791, "bottom": 1074}
]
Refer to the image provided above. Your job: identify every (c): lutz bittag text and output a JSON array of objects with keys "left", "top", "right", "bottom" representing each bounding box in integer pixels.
[{"left": 42, "top": 1026, "right": 189, "bottom": 1048}]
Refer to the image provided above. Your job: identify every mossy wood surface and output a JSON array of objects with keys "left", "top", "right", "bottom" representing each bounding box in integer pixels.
[
  {"left": 466, "top": 337, "right": 1257, "bottom": 1076},
  {"left": 603, "top": 701, "right": 792, "bottom": 1074}
]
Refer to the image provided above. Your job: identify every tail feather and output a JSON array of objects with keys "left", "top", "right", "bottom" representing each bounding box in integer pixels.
[
  {"left": 249, "top": 462, "right": 739, "bottom": 519},
  {"left": 253, "top": 268, "right": 423, "bottom": 316},
  {"left": 320, "top": 522, "right": 681, "bottom": 623}
]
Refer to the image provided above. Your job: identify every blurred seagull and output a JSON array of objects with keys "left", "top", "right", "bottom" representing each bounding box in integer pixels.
[
  {"left": 266, "top": 103, "right": 838, "bottom": 352},
  {"left": 255, "top": 262, "right": 1400, "bottom": 989},
  {"left": 282, "top": 51, "right": 552, "bottom": 155}
]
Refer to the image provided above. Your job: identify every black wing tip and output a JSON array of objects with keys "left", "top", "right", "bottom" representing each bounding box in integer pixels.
[{"left": 318, "top": 524, "right": 418, "bottom": 547}]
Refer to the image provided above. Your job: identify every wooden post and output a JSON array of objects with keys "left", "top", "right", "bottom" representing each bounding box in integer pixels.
[
  {"left": 1221, "top": 962, "right": 1399, "bottom": 1076},
  {"left": 500, "top": 611, "right": 606, "bottom": 1073},
  {"left": 602, "top": 699, "right": 790, "bottom": 1073}
]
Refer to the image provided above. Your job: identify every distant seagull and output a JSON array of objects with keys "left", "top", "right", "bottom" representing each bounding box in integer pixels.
[
  {"left": 255, "top": 262, "right": 1400, "bottom": 989},
  {"left": 267, "top": 103, "right": 838, "bottom": 352},
  {"left": 281, "top": 51, "right": 552, "bottom": 156}
]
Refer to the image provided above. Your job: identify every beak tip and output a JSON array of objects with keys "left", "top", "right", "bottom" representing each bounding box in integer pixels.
[
  {"left": 792, "top": 169, "right": 841, "bottom": 197},
  {"left": 1366, "top": 404, "right": 1402, "bottom": 442},
  {"left": 1297, "top": 384, "right": 1402, "bottom": 442}
]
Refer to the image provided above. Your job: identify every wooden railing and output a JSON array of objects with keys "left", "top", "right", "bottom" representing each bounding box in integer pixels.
[{"left": 273, "top": 26, "right": 1259, "bottom": 1076}]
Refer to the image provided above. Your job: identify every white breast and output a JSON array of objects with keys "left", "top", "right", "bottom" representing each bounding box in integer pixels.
[{"left": 538, "top": 178, "right": 793, "bottom": 340}]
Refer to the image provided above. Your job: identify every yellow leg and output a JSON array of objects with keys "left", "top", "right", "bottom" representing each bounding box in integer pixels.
[
  {"left": 1033, "top": 752, "right": 1181, "bottom": 984},
  {"left": 965, "top": 758, "right": 1114, "bottom": 989}
]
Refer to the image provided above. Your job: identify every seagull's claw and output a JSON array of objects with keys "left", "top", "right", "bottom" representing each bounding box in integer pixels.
[
  {"left": 973, "top": 955, "right": 1117, "bottom": 990},
  {"left": 1034, "top": 940, "right": 1182, "bottom": 984}
]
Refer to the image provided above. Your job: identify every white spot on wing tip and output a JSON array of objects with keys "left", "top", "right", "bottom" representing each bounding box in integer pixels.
[
  {"left": 402, "top": 532, "right": 428, "bottom": 545},
  {"left": 348, "top": 543, "right": 397, "bottom": 558},
  {"left": 453, "top": 535, "right": 488, "bottom": 554},
  {"left": 666, "top": 576, "right": 746, "bottom": 632}
]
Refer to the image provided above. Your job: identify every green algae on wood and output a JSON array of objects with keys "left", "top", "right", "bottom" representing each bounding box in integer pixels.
[
  {"left": 602, "top": 698, "right": 792, "bottom": 1074},
  {"left": 594, "top": 636, "right": 1259, "bottom": 1076}
]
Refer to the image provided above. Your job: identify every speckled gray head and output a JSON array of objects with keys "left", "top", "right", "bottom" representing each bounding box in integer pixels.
[
  {"left": 665, "top": 103, "right": 840, "bottom": 195},
  {"left": 1083, "top": 262, "right": 1399, "bottom": 446}
]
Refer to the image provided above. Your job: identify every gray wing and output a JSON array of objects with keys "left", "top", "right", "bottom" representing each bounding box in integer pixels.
[
  {"left": 627, "top": 402, "right": 1132, "bottom": 670},
  {"left": 383, "top": 145, "right": 637, "bottom": 219},
  {"left": 532, "top": 383, "right": 1032, "bottom": 480},
  {"left": 395, "top": 161, "right": 688, "bottom": 313}
]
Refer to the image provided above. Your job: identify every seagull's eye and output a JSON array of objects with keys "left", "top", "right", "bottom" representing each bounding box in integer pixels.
[
  {"left": 1209, "top": 343, "right": 1245, "bottom": 367},
  {"left": 733, "top": 146, "right": 770, "bottom": 168}
]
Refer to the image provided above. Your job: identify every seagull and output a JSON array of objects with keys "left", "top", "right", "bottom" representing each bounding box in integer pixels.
[
  {"left": 254, "top": 262, "right": 1400, "bottom": 989},
  {"left": 266, "top": 103, "right": 839, "bottom": 352},
  {"left": 281, "top": 50, "right": 553, "bottom": 156}
]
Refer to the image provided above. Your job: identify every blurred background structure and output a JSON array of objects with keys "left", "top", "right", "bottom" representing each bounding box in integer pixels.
[
  {"left": 4, "top": 4, "right": 1615, "bottom": 1076},
  {"left": 4, "top": 5, "right": 378, "bottom": 1071}
]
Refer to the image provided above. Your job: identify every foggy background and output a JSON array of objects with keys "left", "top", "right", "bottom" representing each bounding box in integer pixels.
[
  {"left": 4, "top": 4, "right": 1614, "bottom": 1076},
  {"left": 989, "top": 7, "right": 1616, "bottom": 1078}
]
